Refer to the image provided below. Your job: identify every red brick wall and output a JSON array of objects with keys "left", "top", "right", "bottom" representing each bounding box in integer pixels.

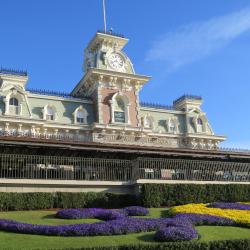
[{"left": 101, "top": 88, "right": 138, "bottom": 127}]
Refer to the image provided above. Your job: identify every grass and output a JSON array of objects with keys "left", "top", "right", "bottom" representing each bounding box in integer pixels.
[{"left": 0, "top": 208, "right": 249, "bottom": 249}]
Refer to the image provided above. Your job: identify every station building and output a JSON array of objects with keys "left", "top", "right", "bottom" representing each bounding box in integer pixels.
[{"left": 0, "top": 31, "right": 249, "bottom": 193}]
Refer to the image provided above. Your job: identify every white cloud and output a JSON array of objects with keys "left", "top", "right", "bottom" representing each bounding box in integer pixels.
[{"left": 146, "top": 7, "right": 250, "bottom": 70}]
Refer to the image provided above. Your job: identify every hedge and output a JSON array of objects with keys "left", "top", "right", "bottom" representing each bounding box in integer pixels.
[
  {"left": 9, "top": 239, "right": 250, "bottom": 250},
  {"left": 141, "top": 184, "right": 250, "bottom": 207},
  {"left": 0, "top": 192, "right": 136, "bottom": 211},
  {"left": 73, "top": 239, "right": 250, "bottom": 249}
]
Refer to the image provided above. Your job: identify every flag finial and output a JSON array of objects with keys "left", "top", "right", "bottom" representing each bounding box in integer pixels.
[{"left": 102, "top": 0, "right": 107, "bottom": 33}]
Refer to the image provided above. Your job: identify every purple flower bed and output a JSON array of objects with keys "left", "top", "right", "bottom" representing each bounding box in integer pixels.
[
  {"left": 123, "top": 206, "right": 149, "bottom": 216},
  {"left": 0, "top": 211, "right": 236, "bottom": 241},
  {"left": 207, "top": 202, "right": 250, "bottom": 211},
  {"left": 173, "top": 213, "right": 235, "bottom": 226},
  {"left": 154, "top": 226, "right": 198, "bottom": 242},
  {"left": 56, "top": 208, "right": 125, "bottom": 221},
  {"left": 56, "top": 206, "right": 148, "bottom": 220}
]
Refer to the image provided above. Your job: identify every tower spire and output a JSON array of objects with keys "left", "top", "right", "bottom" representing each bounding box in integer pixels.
[{"left": 102, "top": 0, "right": 107, "bottom": 33}]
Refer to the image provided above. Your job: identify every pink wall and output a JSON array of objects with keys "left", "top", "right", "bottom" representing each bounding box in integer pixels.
[{"left": 101, "top": 88, "right": 138, "bottom": 127}]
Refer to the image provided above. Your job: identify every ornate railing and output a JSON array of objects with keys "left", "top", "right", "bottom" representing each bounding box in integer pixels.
[
  {"left": 137, "top": 157, "right": 250, "bottom": 182},
  {"left": 0, "top": 154, "right": 249, "bottom": 183},
  {"left": 27, "top": 88, "right": 88, "bottom": 100},
  {"left": 140, "top": 102, "right": 174, "bottom": 110},
  {"left": 97, "top": 30, "right": 125, "bottom": 38},
  {"left": 219, "top": 147, "right": 250, "bottom": 153},
  {"left": 0, "top": 68, "right": 27, "bottom": 77},
  {"left": 0, "top": 154, "right": 133, "bottom": 182},
  {"left": 173, "top": 95, "right": 202, "bottom": 105}
]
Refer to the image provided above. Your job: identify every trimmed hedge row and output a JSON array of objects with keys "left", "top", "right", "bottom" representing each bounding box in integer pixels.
[
  {"left": 77, "top": 239, "right": 250, "bottom": 249},
  {"left": 25, "top": 239, "right": 250, "bottom": 250},
  {"left": 0, "top": 192, "right": 136, "bottom": 211},
  {"left": 1, "top": 183, "right": 250, "bottom": 210},
  {"left": 141, "top": 184, "right": 250, "bottom": 207}
]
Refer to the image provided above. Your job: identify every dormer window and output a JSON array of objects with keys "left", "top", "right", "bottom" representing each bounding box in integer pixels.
[
  {"left": 43, "top": 105, "right": 56, "bottom": 121},
  {"left": 9, "top": 97, "right": 19, "bottom": 115},
  {"left": 169, "top": 119, "right": 176, "bottom": 133},
  {"left": 76, "top": 110, "right": 84, "bottom": 123},
  {"left": 46, "top": 107, "right": 54, "bottom": 120},
  {"left": 143, "top": 115, "right": 154, "bottom": 129},
  {"left": 197, "top": 118, "right": 205, "bottom": 133},
  {"left": 197, "top": 118, "right": 203, "bottom": 125},
  {"left": 73, "top": 106, "right": 87, "bottom": 124}
]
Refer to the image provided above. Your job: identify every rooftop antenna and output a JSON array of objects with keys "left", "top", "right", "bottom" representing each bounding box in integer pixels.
[{"left": 102, "top": 0, "right": 107, "bottom": 33}]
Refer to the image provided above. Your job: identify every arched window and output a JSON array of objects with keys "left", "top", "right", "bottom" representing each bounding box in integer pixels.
[
  {"left": 114, "top": 96, "right": 126, "bottom": 123},
  {"left": 73, "top": 106, "right": 87, "bottom": 124},
  {"left": 9, "top": 97, "right": 19, "bottom": 115},
  {"left": 76, "top": 110, "right": 85, "bottom": 123},
  {"left": 45, "top": 106, "right": 55, "bottom": 121},
  {"left": 110, "top": 93, "right": 130, "bottom": 124}
]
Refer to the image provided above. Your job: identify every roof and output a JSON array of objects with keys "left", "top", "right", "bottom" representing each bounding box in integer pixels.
[
  {"left": 174, "top": 95, "right": 202, "bottom": 105},
  {"left": 0, "top": 68, "right": 27, "bottom": 77},
  {"left": 27, "top": 88, "right": 91, "bottom": 101}
]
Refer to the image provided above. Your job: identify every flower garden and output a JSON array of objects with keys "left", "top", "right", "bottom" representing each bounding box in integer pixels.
[
  {"left": 0, "top": 185, "right": 250, "bottom": 249},
  {"left": 0, "top": 202, "right": 250, "bottom": 249}
]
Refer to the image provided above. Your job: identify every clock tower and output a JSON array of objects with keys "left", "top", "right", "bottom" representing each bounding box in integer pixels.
[{"left": 71, "top": 31, "right": 150, "bottom": 131}]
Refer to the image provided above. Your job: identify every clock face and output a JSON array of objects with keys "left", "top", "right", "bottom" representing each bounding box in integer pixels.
[{"left": 108, "top": 53, "right": 124, "bottom": 71}]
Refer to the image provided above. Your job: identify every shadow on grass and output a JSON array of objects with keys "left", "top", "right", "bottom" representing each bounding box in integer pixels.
[
  {"left": 42, "top": 214, "right": 57, "bottom": 220},
  {"left": 137, "top": 232, "right": 156, "bottom": 243},
  {"left": 161, "top": 208, "right": 171, "bottom": 218}
]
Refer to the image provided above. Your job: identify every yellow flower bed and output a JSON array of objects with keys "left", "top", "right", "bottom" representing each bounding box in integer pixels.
[{"left": 170, "top": 203, "right": 250, "bottom": 225}]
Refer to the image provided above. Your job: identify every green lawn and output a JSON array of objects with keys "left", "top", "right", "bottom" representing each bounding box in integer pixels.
[{"left": 0, "top": 208, "right": 249, "bottom": 250}]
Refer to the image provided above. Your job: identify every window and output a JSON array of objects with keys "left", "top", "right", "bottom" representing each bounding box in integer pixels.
[
  {"left": 197, "top": 118, "right": 203, "bottom": 125},
  {"left": 9, "top": 97, "right": 19, "bottom": 115},
  {"left": 197, "top": 118, "right": 204, "bottom": 133},
  {"left": 46, "top": 106, "right": 55, "bottom": 121},
  {"left": 144, "top": 115, "right": 154, "bottom": 129},
  {"left": 73, "top": 106, "right": 87, "bottom": 124},
  {"left": 76, "top": 110, "right": 84, "bottom": 123},
  {"left": 110, "top": 93, "right": 130, "bottom": 124},
  {"left": 169, "top": 119, "right": 176, "bottom": 133},
  {"left": 114, "top": 96, "right": 126, "bottom": 123}
]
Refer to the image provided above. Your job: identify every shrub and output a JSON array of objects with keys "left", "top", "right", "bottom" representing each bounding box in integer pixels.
[
  {"left": 141, "top": 184, "right": 250, "bottom": 207},
  {"left": 22, "top": 239, "right": 250, "bottom": 250},
  {"left": 0, "top": 192, "right": 137, "bottom": 211}
]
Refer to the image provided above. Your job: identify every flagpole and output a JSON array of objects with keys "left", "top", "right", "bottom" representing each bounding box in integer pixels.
[{"left": 102, "top": 0, "right": 107, "bottom": 33}]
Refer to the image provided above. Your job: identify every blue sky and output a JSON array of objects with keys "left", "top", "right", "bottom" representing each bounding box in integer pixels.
[{"left": 0, "top": 0, "right": 250, "bottom": 149}]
